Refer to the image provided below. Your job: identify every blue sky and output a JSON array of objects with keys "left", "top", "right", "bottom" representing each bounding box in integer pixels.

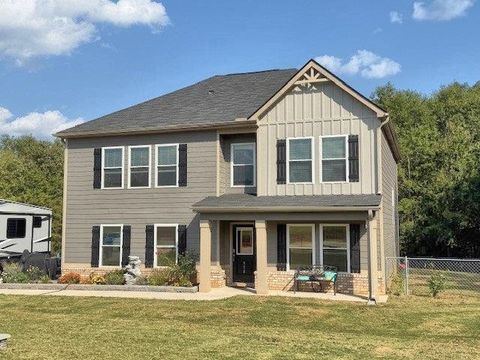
[{"left": 0, "top": 0, "right": 478, "bottom": 138}]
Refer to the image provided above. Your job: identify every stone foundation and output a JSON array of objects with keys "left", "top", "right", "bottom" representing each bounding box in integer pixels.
[
  {"left": 210, "top": 267, "right": 226, "bottom": 288},
  {"left": 264, "top": 270, "right": 385, "bottom": 296}
]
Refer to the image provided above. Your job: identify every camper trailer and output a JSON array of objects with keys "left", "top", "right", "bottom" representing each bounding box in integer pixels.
[{"left": 0, "top": 199, "right": 52, "bottom": 259}]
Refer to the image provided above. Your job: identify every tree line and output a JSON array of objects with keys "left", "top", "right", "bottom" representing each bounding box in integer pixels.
[{"left": 1, "top": 81, "right": 480, "bottom": 257}]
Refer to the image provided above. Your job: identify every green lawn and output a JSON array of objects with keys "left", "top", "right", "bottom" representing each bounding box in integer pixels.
[{"left": 1, "top": 294, "right": 479, "bottom": 360}]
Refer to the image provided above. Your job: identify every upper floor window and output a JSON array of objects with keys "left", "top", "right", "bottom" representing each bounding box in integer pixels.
[
  {"left": 6, "top": 218, "right": 26, "bottom": 239},
  {"left": 156, "top": 144, "right": 178, "bottom": 187},
  {"left": 102, "top": 147, "right": 124, "bottom": 189},
  {"left": 287, "top": 138, "right": 313, "bottom": 183},
  {"left": 231, "top": 143, "right": 255, "bottom": 187},
  {"left": 100, "top": 225, "right": 123, "bottom": 266},
  {"left": 321, "top": 136, "right": 347, "bottom": 182},
  {"left": 128, "top": 146, "right": 151, "bottom": 188}
]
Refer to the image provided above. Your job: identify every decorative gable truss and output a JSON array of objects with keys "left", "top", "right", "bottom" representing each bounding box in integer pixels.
[{"left": 293, "top": 66, "right": 330, "bottom": 87}]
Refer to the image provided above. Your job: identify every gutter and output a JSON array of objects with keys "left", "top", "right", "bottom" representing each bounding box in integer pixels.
[
  {"left": 192, "top": 205, "right": 381, "bottom": 213},
  {"left": 55, "top": 120, "right": 258, "bottom": 139}
]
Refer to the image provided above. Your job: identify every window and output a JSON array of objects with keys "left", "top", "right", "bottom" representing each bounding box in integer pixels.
[
  {"left": 155, "top": 225, "right": 178, "bottom": 267},
  {"left": 322, "top": 225, "right": 349, "bottom": 272},
  {"left": 156, "top": 144, "right": 178, "bottom": 187},
  {"left": 100, "top": 225, "right": 123, "bottom": 266},
  {"left": 287, "top": 224, "right": 314, "bottom": 270},
  {"left": 33, "top": 216, "right": 42, "bottom": 228},
  {"left": 231, "top": 143, "right": 255, "bottom": 187},
  {"left": 102, "top": 147, "right": 124, "bottom": 188},
  {"left": 6, "top": 218, "right": 26, "bottom": 239},
  {"left": 287, "top": 138, "right": 313, "bottom": 183},
  {"left": 236, "top": 227, "right": 254, "bottom": 255},
  {"left": 321, "top": 136, "right": 348, "bottom": 182},
  {"left": 128, "top": 146, "right": 151, "bottom": 188}
]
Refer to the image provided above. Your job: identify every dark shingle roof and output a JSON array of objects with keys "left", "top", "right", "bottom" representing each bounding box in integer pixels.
[
  {"left": 193, "top": 194, "right": 381, "bottom": 212},
  {"left": 56, "top": 69, "right": 297, "bottom": 137}
]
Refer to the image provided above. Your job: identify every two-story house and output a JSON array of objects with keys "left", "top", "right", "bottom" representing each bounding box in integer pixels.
[{"left": 56, "top": 59, "right": 400, "bottom": 302}]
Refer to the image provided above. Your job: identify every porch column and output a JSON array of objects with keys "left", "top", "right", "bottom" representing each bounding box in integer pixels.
[
  {"left": 367, "top": 211, "right": 379, "bottom": 304},
  {"left": 255, "top": 220, "right": 269, "bottom": 295},
  {"left": 199, "top": 220, "right": 212, "bottom": 293}
]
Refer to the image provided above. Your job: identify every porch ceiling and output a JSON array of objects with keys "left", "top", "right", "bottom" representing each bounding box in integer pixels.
[{"left": 192, "top": 194, "right": 381, "bottom": 213}]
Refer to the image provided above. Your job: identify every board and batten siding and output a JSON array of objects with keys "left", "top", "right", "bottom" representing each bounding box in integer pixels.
[
  {"left": 64, "top": 131, "right": 217, "bottom": 264},
  {"left": 257, "top": 83, "right": 380, "bottom": 196}
]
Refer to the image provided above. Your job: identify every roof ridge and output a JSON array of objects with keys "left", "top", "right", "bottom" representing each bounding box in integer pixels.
[{"left": 220, "top": 68, "right": 297, "bottom": 77}]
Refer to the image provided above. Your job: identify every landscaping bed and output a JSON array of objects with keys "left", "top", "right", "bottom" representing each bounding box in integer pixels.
[{"left": 0, "top": 282, "right": 197, "bottom": 292}]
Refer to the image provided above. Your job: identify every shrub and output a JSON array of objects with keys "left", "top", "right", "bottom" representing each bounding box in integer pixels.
[
  {"left": 105, "top": 270, "right": 125, "bottom": 285},
  {"left": 135, "top": 276, "right": 148, "bottom": 285},
  {"left": 25, "top": 266, "right": 45, "bottom": 282},
  {"left": 428, "top": 271, "right": 446, "bottom": 298},
  {"left": 90, "top": 274, "right": 106, "bottom": 285},
  {"left": 1, "top": 262, "right": 29, "bottom": 283},
  {"left": 148, "top": 269, "right": 170, "bottom": 286},
  {"left": 388, "top": 273, "right": 405, "bottom": 296},
  {"left": 177, "top": 253, "right": 197, "bottom": 279},
  {"left": 39, "top": 275, "right": 51, "bottom": 284},
  {"left": 58, "top": 272, "right": 81, "bottom": 284},
  {"left": 173, "top": 277, "right": 192, "bottom": 287}
]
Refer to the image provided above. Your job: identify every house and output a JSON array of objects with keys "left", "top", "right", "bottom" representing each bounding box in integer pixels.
[
  {"left": 55, "top": 59, "right": 400, "bottom": 301},
  {"left": 0, "top": 199, "right": 52, "bottom": 259}
]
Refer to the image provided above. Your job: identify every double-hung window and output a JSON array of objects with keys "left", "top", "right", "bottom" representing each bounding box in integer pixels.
[
  {"left": 321, "top": 136, "right": 348, "bottom": 182},
  {"left": 231, "top": 143, "right": 255, "bottom": 187},
  {"left": 322, "top": 225, "right": 349, "bottom": 272},
  {"left": 156, "top": 144, "right": 178, "bottom": 187},
  {"left": 287, "top": 138, "right": 313, "bottom": 183},
  {"left": 102, "top": 147, "right": 124, "bottom": 188},
  {"left": 128, "top": 146, "right": 150, "bottom": 188},
  {"left": 155, "top": 224, "right": 178, "bottom": 267},
  {"left": 100, "top": 225, "right": 123, "bottom": 266},
  {"left": 287, "top": 224, "right": 314, "bottom": 270}
]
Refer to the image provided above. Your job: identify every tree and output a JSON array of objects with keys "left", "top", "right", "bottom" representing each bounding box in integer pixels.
[{"left": 0, "top": 135, "right": 64, "bottom": 254}]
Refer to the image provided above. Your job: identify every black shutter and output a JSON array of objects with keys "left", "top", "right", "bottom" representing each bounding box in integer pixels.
[
  {"left": 145, "top": 225, "right": 155, "bottom": 268},
  {"left": 350, "top": 224, "right": 361, "bottom": 273},
  {"left": 122, "top": 225, "right": 131, "bottom": 267},
  {"left": 93, "top": 148, "right": 102, "bottom": 189},
  {"left": 277, "top": 139, "right": 286, "bottom": 184},
  {"left": 178, "top": 144, "right": 188, "bottom": 187},
  {"left": 177, "top": 225, "right": 187, "bottom": 256},
  {"left": 277, "top": 224, "right": 287, "bottom": 271},
  {"left": 91, "top": 226, "right": 100, "bottom": 267},
  {"left": 348, "top": 135, "right": 359, "bottom": 182}
]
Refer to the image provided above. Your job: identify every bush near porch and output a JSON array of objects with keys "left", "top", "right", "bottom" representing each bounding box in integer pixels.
[{"left": 0, "top": 295, "right": 479, "bottom": 360}]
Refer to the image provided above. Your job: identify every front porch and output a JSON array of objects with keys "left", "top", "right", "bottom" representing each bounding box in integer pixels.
[{"left": 194, "top": 194, "right": 385, "bottom": 302}]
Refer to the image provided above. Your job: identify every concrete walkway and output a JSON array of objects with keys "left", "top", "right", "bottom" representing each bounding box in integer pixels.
[{"left": 0, "top": 287, "right": 386, "bottom": 303}]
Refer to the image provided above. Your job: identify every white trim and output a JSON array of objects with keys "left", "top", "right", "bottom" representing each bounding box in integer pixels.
[
  {"left": 127, "top": 145, "right": 151, "bottom": 189},
  {"left": 235, "top": 226, "right": 254, "bottom": 255},
  {"left": 320, "top": 224, "right": 350, "bottom": 273},
  {"left": 155, "top": 144, "right": 179, "bottom": 188},
  {"left": 319, "top": 135, "right": 349, "bottom": 184},
  {"left": 286, "top": 137, "right": 314, "bottom": 184},
  {"left": 101, "top": 147, "right": 124, "bottom": 189},
  {"left": 286, "top": 223, "right": 315, "bottom": 271},
  {"left": 230, "top": 142, "right": 256, "bottom": 188},
  {"left": 99, "top": 224, "right": 123, "bottom": 267},
  {"left": 153, "top": 223, "right": 178, "bottom": 267}
]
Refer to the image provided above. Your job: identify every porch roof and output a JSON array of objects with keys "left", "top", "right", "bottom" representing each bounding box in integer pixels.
[{"left": 192, "top": 194, "right": 381, "bottom": 213}]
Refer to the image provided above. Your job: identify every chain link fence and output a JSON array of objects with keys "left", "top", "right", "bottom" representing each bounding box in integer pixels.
[{"left": 385, "top": 257, "right": 480, "bottom": 297}]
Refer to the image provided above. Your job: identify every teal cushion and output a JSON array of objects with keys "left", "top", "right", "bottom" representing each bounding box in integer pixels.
[
  {"left": 296, "top": 275, "right": 310, "bottom": 281},
  {"left": 323, "top": 271, "right": 336, "bottom": 281}
]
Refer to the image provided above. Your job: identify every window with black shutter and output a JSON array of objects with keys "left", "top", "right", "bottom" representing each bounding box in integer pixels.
[
  {"left": 277, "top": 224, "right": 286, "bottom": 271},
  {"left": 178, "top": 144, "right": 188, "bottom": 187},
  {"left": 276, "top": 140, "right": 286, "bottom": 184},
  {"left": 348, "top": 135, "right": 359, "bottom": 182},
  {"left": 145, "top": 225, "right": 155, "bottom": 268}
]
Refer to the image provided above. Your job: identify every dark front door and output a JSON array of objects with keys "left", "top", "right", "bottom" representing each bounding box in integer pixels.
[{"left": 232, "top": 225, "right": 256, "bottom": 283}]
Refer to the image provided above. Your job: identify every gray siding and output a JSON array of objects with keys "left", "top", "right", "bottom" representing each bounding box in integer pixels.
[
  {"left": 257, "top": 83, "right": 380, "bottom": 196},
  {"left": 381, "top": 132, "right": 399, "bottom": 263},
  {"left": 219, "top": 133, "right": 257, "bottom": 195},
  {"left": 64, "top": 131, "right": 217, "bottom": 264}
]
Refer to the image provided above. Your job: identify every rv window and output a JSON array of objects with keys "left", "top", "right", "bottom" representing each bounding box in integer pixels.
[
  {"left": 6, "top": 218, "right": 26, "bottom": 239},
  {"left": 33, "top": 216, "right": 42, "bottom": 228}
]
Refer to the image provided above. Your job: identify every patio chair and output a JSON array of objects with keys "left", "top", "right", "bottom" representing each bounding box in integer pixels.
[{"left": 293, "top": 265, "right": 338, "bottom": 295}]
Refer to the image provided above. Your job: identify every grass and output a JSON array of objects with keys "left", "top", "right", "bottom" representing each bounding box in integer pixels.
[{"left": 1, "top": 294, "right": 479, "bottom": 360}]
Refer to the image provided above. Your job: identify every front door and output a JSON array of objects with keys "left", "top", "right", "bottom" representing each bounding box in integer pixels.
[{"left": 232, "top": 225, "right": 256, "bottom": 283}]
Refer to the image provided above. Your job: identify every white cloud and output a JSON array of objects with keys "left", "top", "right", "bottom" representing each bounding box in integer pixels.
[
  {"left": 315, "top": 50, "right": 401, "bottom": 79},
  {"left": 0, "top": 0, "right": 169, "bottom": 64},
  {"left": 413, "top": 0, "right": 475, "bottom": 21},
  {"left": 0, "top": 106, "right": 83, "bottom": 139},
  {"left": 390, "top": 11, "right": 403, "bottom": 24}
]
